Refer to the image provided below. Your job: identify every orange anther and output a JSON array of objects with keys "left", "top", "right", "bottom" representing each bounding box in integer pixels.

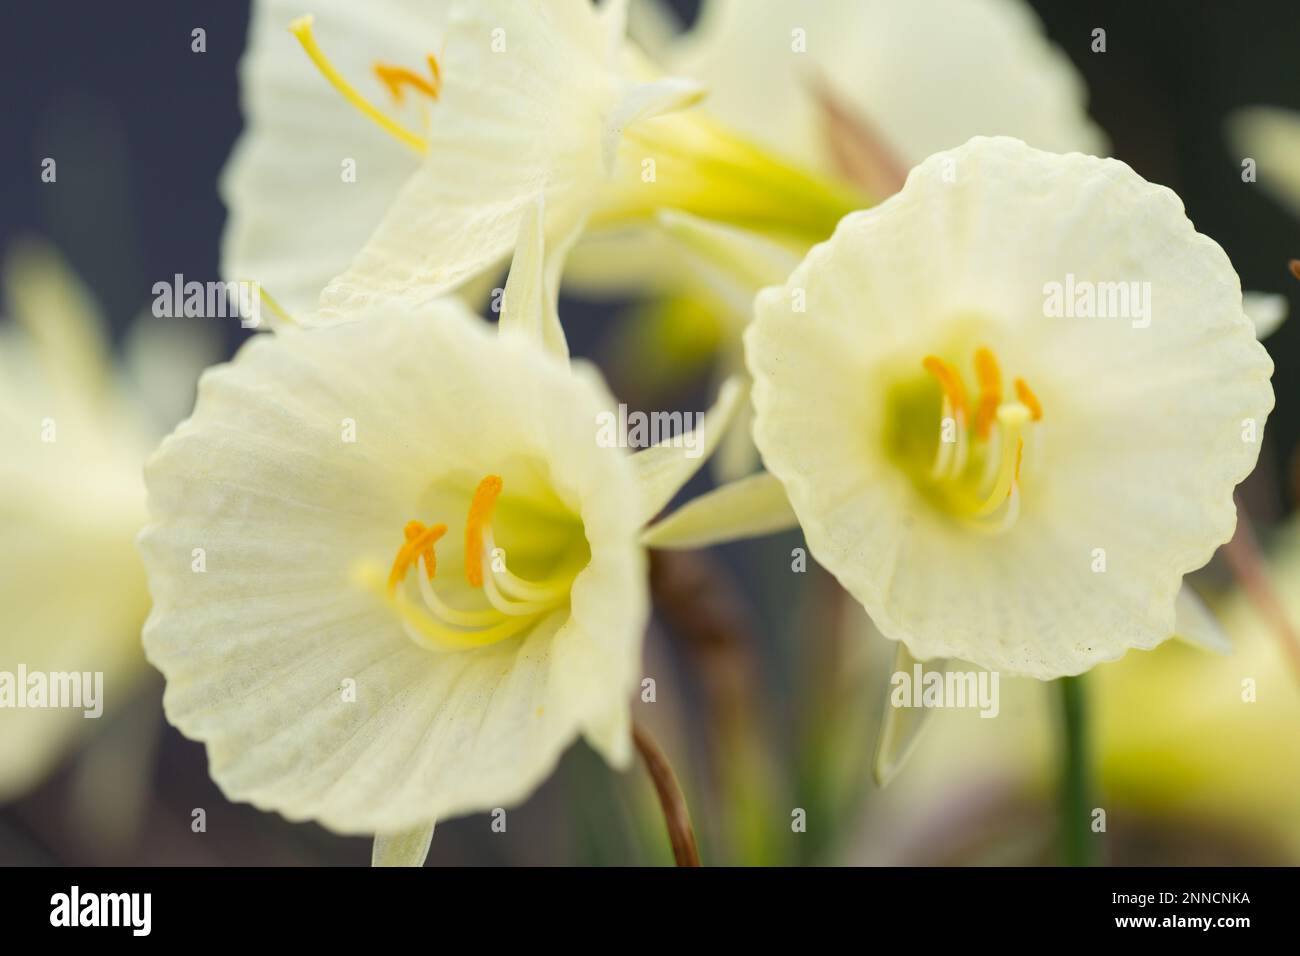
[
  {"left": 373, "top": 59, "right": 440, "bottom": 104},
  {"left": 972, "top": 347, "right": 1002, "bottom": 440},
  {"left": 1014, "top": 378, "right": 1043, "bottom": 421},
  {"left": 387, "top": 520, "right": 447, "bottom": 596},
  {"left": 921, "top": 356, "right": 968, "bottom": 418},
  {"left": 464, "top": 475, "right": 503, "bottom": 587}
]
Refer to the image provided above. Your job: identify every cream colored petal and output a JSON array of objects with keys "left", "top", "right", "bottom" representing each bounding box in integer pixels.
[
  {"left": 671, "top": 0, "right": 1106, "bottom": 174},
  {"left": 1172, "top": 583, "right": 1231, "bottom": 655},
  {"left": 872, "top": 643, "right": 944, "bottom": 787},
  {"left": 629, "top": 375, "right": 743, "bottom": 525},
  {"left": 2, "top": 240, "right": 112, "bottom": 410},
  {"left": 1242, "top": 290, "right": 1287, "bottom": 340},
  {"left": 318, "top": 0, "right": 622, "bottom": 318},
  {"left": 372, "top": 822, "right": 435, "bottom": 866},
  {"left": 656, "top": 211, "right": 803, "bottom": 331},
  {"left": 711, "top": 388, "right": 760, "bottom": 482},
  {"left": 603, "top": 77, "right": 705, "bottom": 174},
  {"left": 220, "top": 0, "right": 441, "bottom": 315},
  {"left": 140, "top": 304, "right": 647, "bottom": 833},
  {"left": 641, "top": 471, "right": 796, "bottom": 549},
  {"left": 0, "top": 245, "right": 154, "bottom": 799},
  {"left": 499, "top": 196, "right": 580, "bottom": 360},
  {"left": 748, "top": 137, "right": 1273, "bottom": 678},
  {"left": 1227, "top": 106, "right": 1300, "bottom": 218}
]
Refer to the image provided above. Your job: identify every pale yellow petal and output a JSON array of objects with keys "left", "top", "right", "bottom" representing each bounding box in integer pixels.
[
  {"left": 629, "top": 375, "right": 743, "bottom": 525},
  {"left": 220, "top": 0, "right": 442, "bottom": 314},
  {"left": 641, "top": 471, "right": 796, "bottom": 549},
  {"left": 1227, "top": 106, "right": 1300, "bottom": 219},
  {"left": 372, "top": 822, "right": 435, "bottom": 866},
  {"left": 873, "top": 642, "right": 943, "bottom": 787},
  {"left": 1172, "top": 583, "right": 1231, "bottom": 655}
]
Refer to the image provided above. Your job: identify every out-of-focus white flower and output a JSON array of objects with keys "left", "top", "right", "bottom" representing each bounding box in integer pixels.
[
  {"left": 0, "top": 243, "right": 213, "bottom": 800},
  {"left": 1228, "top": 105, "right": 1300, "bottom": 220}
]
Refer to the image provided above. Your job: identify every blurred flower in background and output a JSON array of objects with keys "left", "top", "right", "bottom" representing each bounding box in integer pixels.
[{"left": 0, "top": 243, "right": 216, "bottom": 820}]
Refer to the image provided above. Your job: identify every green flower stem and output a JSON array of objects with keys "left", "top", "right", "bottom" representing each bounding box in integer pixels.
[{"left": 1058, "top": 674, "right": 1094, "bottom": 867}]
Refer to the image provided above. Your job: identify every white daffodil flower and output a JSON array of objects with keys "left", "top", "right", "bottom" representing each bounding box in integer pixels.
[
  {"left": 569, "top": 0, "right": 1105, "bottom": 285},
  {"left": 139, "top": 205, "right": 741, "bottom": 861},
  {"left": 0, "top": 243, "right": 214, "bottom": 800},
  {"left": 220, "top": 0, "right": 444, "bottom": 316},
  {"left": 673, "top": 0, "right": 1106, "bottom": 175},
  {"left": 222, "top": 0, "right": 873, "bottom": 319},
  {"left": 653, "top": 137, "right": 1274, "bottom": 681},
  {"left": 573, "top": 0, "right": 1109, "bottom": 478}
]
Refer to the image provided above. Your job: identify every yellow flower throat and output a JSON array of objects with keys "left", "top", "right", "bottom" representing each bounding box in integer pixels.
[
  {"left": 365, "top": 475, "right": 580, "bottom": 653},
  {"left": 908, "top": 346, "right": 1042, "bottom": 533}
]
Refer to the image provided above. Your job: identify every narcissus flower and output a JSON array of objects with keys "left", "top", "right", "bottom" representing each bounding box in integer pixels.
[
  {"left": 0, "top": 244, "right": 212, "bottom": 799},
  {"left": 692, "top": 137, "right": 1274, "bottom": 679},
  {"left": 573, "top": 0, "right": 1108, "bottom": 478},
  {"left": 139, "top": 213, "right": 739, "bottom": 856},
  {"left": 220, "top": 0, "right": 445, "bottom": 315},
  {"left": 222, "top": 0, "right": 867, "bottom": 319},
  {"left": 670, "top": 0, "right": 1106, "bottom": 178}
]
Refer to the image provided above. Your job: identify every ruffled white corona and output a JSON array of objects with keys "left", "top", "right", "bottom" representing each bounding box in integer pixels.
[
  {"left": 744, "top": 137, "right": 1274, "bottom": 678},
  {"left": 139, "top": 210, "right": 740, "bottom": 835}
]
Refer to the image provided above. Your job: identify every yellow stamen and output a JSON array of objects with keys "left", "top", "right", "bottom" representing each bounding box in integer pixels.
[
  {"left": 254, "top": 284, "right": 300, "bottom": 328},
  {"left": 972, "top": 346, "right": 1002, "bottom": 440},
  {"left": 969, "top": 404, "right": 1029, "bottom": 518},
  {"left": 288, "top": 15, "right": 428, "bottom": 154},
  {"left": 1014, "top": 378, "right": 1043, "bottom": 421},
  {"left": 921, "top": 355, "right": 968, "bottom": 419},
  {"left": 387, "top": 520, "right": 446, "bottom": 596},
  {"left": 373, "top": 60, "right": 440, "bottom": 104},
  {"left": 464, "top": 475, "right": 504, "bottom": 587}
]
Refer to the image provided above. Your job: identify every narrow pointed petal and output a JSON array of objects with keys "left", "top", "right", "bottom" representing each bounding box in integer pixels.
[
  {"left": 711, "top": 381, "right": 760, "bottom": 481},
  {"left": 641, "top": 471, "right": 796, "bottom": 549},
  {"left": 499, "top": 196, "right": 582, "bottom": 360},
  {"left": 1173, "top": 583, "right": 1232, "bottom": 655},
  {"left": 873, "top": 643, "right": 945, "bottom": 787},
  {"left": 656, "top": 209, "right": 802, "bottom": 302},
  {"left": 1243, "top": 291, "right": 1287, "bottom": 340},
  {"left": 630, "top": 376, "right": 743, "bottom": 524},
  {"left": 603, "top": 77, "right": 706, "bottom": 175},
  {"left": 499, "top": 198, "right": 548, "bottom": 345},
  {"left": 3, "top": 241, "right": 112, "bottom": 402},
  {"left": 371, "top": 822, "right": 435, "bottom": 867}
]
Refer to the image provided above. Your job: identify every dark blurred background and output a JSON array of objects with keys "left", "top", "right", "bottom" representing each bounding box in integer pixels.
[{"left": 2, "top": 0, "right": 1298, "bottom": 865}]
